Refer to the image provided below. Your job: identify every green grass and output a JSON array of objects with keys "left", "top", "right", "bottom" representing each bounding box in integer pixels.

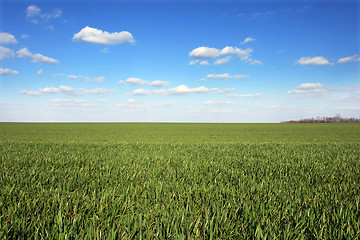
[{"left": 0, "top": 123, "right": 359, "bottom": 239}]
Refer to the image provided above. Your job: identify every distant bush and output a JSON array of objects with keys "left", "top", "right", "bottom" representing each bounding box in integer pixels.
[{"left": 282, "top": 114, "right": 360, "bottom": 123}]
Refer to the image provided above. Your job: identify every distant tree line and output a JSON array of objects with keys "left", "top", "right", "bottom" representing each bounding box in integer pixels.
[{"left": 282, "top": 114, "right": 360, "bottom": 123}]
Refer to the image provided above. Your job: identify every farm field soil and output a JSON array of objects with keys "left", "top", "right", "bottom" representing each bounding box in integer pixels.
[{"left": 0, "top": 123, "right": 359, "bottom": 239}]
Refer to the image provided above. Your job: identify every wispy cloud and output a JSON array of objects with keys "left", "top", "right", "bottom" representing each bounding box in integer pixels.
[
  {"left": 226, "top": 93, "right": 263, "bottom": 98},
  {"left": 50, "top": 98, "right": 95, "bottom": 107},
  {"left": 207, "top": 73, "right": 250, "bottom": 80},
  {"left": 26, "top": 5, "right": 62, "bottom": 25},
  {"left": 240, "top": 37, "right": 255, "bottom": 45},
  {"left": 20, "top": 86, "right": 117, "bottom": 96},
  {"left": 288, "top": 83, "right": 325, "bottom": 94},
  {"left": 115, "top": 99, "right": 174, "bottom": 110},
  {"left": 296, "top": 56, "right": 333, "bottom": 66},
  {"left": 337, "top": 54, "right": 360, "bottom": 64},
  {"left": 0, "top": 68, "right": 19, "bottom": 76},
  {"left": 17, "top": 48, "right": 58, "bottom": 64},
  {"left": 126, "top": 84, "right": 233, "bottom": 96},
  {"left": 73, "top": 26, "right": 135, "bottom": 45}
]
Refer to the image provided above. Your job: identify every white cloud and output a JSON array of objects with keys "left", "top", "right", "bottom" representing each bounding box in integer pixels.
[
  {"left": 50, "top": 98, "right": 94, "bottom": 107},
  {"left": 241, "top": 37, "right": 255, "bottom": 44},
  {"left": 335, "top": 106, "right": 360, "bottom": 110},
  {"left": 200, "top": 60, "right": 210, "bottom": 66},
  {"left": 0, "top": 46, "right": 15, "bottom": 61},
  {"left": 150, "top": 80, "right": 170, "bottom": 87},
  {"left": 26, "top": 5, "right": 62, "bottom": 24},
  {"left": 20, "top": 86, "right": 117, "bottom": 96},
  {"left": 204, "top": 100, "right": 235, "bottom": 106},
  {"left": 21, "top": 34, "right": 29, "bottom": 39},
  {"left": 167, "top": 85, "right": 219, "bottom": 95},
  {"left": 288, "top": 83, "right": 325, "bottom": 94},
  {"left": 17, "top": 48, "right": 58, "bottom": 63},
  {"left": 214, "top": 56, "right": 231, "bottom": 65},
  {"left": 37, "top": 69, "right": 43, "bottom": 75},
  {"left": 127, "top": 84, "right": 230, "bottom": 96},
  {"left": 0, "top": 32, "right": 18, "bottom": 44},
  {"left": 26, "top": 5, "right": 41, "bottom": 17},
  {"left": 84, "top": 88, "right": 116, "bottom": 94},
  {"left": 206, "top": 73, "right": 250, "bottom": 80},
  {"left": 126, "top": 77, "right": 148, "bottom": 85},
  {"left": 250, "top": 60, "right": 262, "bottom": 65},
  {"left": 189, "top": 47, "right": 220, "bottom": 59},
  {"left": 68, "top": 75, "right": 79, "bottom": 79},
  {"left": 96, "top": 99, "right": 108, "bottom": 102},
  {"left": 67, "top": 74, "right": 105, "bottom": 83},
  {"left": 73, "top": 26, "right": 135, "bottom": 45},
  {"left": 118, "top": 80, "right": 126, "bottom": 85},
  {"left": 128, "top": 89, "right": 152, "bottom": 95},
  {"left": 33, "top": 53, "right": 58, "bottom": 63},
  {"left": 0, "top": 68, "right": 19, "bottom": 76},
  {"left": 16, "top": 48, "right": 32, "bottom": 58},
  {"left": 296, "top": 56, "right": 333, "bottom": 65},
  {"left": 116, "top": 99, "right": 174, "bottom": 109},
  {"left": 219, "top": 46, "right": 253, "bottom": 61},
  {"left": 189, "top": 46, "right": 254, "bottom": 65},
  {"left": 53, "top": 73, "right": 65, "bottom": 77},
  {"left": 226, "top": 93, "right": 263, "bottom": 98},
  {"left": 337, "top": 55, "right": 359, "bottom": 64},
  {"left": 189, "top": 60, "right": 199, "bottom": 65},
  {"left": 100, "top": 47, "right": 109, "bottom": 54},
  {"left": 93, "top": 77, "right": 105, "bottom": 83}
]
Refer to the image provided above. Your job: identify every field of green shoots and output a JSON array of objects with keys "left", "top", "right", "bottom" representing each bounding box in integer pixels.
[{"left": 1, "top": 123, "right": 359, "bottom": 239}]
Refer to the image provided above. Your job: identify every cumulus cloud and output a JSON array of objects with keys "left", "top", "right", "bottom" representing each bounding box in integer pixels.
[
  {"left": 150, "top": 80, "right": 170, "bottom": 87},
  {"left": 118, "top": 80, "right": 126, "bottom": 85},
  {"left": 0, "top": 32, "right": 18, "bottom": 44},
  {"left": 189, "top": 47, "right": 220, "bottom": 59},
  {"left": 296, "top": 56, "right": 333, "bottom": 65},
  {"left": 73, "top": 26, "right": 135, "bottom": 45},
  {"left": 0, "top": 68, "right": 19, "bottom": 76},
  {"left": 337, "top": 55, "right": 360, "bottom": 64},
  {"left": 189, "top": 45, "right": 254, "bottom": 66},
  {"left": 37, "top": 69, "right": 43, "bottom": 75},
  {"left": 206, "top": 73, "right": 250, "bottom": 80},
  {"left": 16, "top": 48, "right": 58, "bottom": 63},
  {"left": 240, "top": 37, "right": 255, "bottom": 44},
  {"left": 288, "top": 83, "right": 325, "bottom": 94},
  {"left": 20, "top": 86, "right": 117, "bottom": 96},
  {"left": 126, "top": 77, "right": 148, "bottom": 85},
  {"left": 0, "top": 46, "right": 15, "bottom": 61}
]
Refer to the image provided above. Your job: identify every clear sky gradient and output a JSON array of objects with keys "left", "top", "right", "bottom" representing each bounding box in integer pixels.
[{"left": 0, "top": 0, "right": 359, "bottom": 122}]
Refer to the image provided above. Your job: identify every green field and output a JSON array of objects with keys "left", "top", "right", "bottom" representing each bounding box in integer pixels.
[{"left": 1, "top": 123, "right": 359, "bottom": 239}]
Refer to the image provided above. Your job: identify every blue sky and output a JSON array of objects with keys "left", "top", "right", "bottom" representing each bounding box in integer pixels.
[{"left": 0, "top": 0, "right": 359, "bottom": 122}]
